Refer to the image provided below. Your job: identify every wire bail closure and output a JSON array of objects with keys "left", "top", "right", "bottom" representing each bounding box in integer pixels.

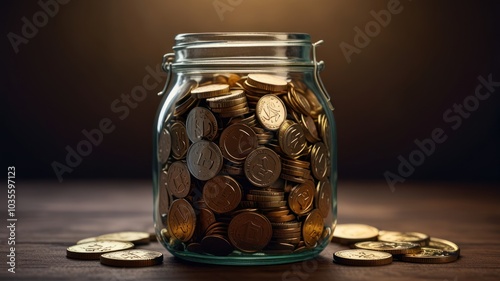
[
  {"left": 312, "top": 40, "right": 334, "bottom": 111},
  {"left": 157, "top": 53, "right": 175, "bottom": 96}
]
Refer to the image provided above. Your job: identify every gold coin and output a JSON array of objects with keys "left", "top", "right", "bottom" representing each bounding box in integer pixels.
[
  {"left": 186, "top": 107, "right": 218, "bottom": 142},
  {"left": 96, "top": 231, "right": 151, "bottom": 245},
  {"left": 332, "top": 224, "right": 379, "bottom": 245},
  {"left": 244, "top": 147, "right": 282, "bottom": 187},
  {"left": 315, "top": 180, "right": 331, "bottom": 218},
  {"left": 333, "top": 249, "right": 393, "bottom": 266},
  {"left": 219, "top": 123, "right": 258, "bottom": 163},
  {"left": 100, "top": 249, "right": 163, "bottom": 267},
  {"left": 167, "top": 199, "right": 196, "bottom": 242},
  {"left": 166, "top": 161, "right": 191, "bottom": 198},
  {"left": 311, "top": 142, "right": 330, "bottom": 181},
  {"left": 428, "top": 237, "right": 460, "bottom": 256},
  {"left": 302, "top": 209, "right": 324, "bottom": 248},
  {"left": 288, "top": 181, "right": 315, "bottom": 215},
  {"left": 186, "top": 140, "right": 223, "bottom": 181},
  {"left": 66, "top": 241, "right": 134, "bottom": 260},
  {"left": 203, "top": 175, "right": 242, "bottom": 214},
  {"left": 169, "top": 121, "right": 189, "bottom": 160},
  {"left": 378, "top": 230, "right": 430, "bottom": 246},
  {"left": 354, "top": 241, "right": 421, "bottom": 255},
  {"left": 279, "top": 120, "right": 307, "bottom": 157},
  {"left": 400, "top": 247, "right": 459, "bottom": 263},
  {"left": 247, "top": 74, "right": 288, "bottom": 92},
  {"left": 158, "top": 128, "right": 171, "bottom": 164},
  {"left": 191, "top": 84, "right": 230, "bottom": 99},
  {"left": 228, "top": 212, "right": 272, "bottom": 253},
  {"left": 256, "top": 94, "right": 287, "bottom": 131}
]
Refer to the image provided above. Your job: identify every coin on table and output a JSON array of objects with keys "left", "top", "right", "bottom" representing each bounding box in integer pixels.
[
  {"left": 354, "top": 241, "right": 421, "bottom": 255},
  {"left": 76, "top": 237, "right": 98, "bottom": 244},
  {"left": 228, "top": 212, "right": 272, "bottom": 252},
  {"left": 191, "top": 83, "right": 230, "bottom": 99},
  {"left": 256, "top": 94, "right": 287, "bottom": 131},
  {"left": 378, "top": 230, "right": 430, "bottom": 246},
  {"left": 302, "top": 209, "right": 324, "bottom": 248},
  {"left": 67, "top": 241, "right": 134, "bottom": 260},
  {"left": 100, "top": 249, "right": 163, "bottom": 267},
  {"left": 333, "top": 249, "right": 393, "bottom": 266},
  {"left": 96, "top": 231, "right": 151, "bottom": 245},
  {"left": 167, "top": 199, "right": 196, "bottom": 242},
  {"left": 244, "top": 147, "right": 282, "bottom": 187},
  {"left": 427, "top": 237, "right": 460, "bottom": 256},
  {"left": 400, "top": 247, "right": 459, "bottom": 263},
  {"left": 332, "top": 224, "right": 379, "bottom": 245},
  {"left": 247, "top": 74, "right": 288, "bottom": 92},
  {"left": 186, "top": 140, "right": 223, "bottom": 181}
]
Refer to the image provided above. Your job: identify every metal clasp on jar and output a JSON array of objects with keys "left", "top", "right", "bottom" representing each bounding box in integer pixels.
[
  {"left": 312, "top": 40, "right": 334, "bottom": 111},
  {"left": 157, "top": 53, "right": 175, "bottom": 96}
]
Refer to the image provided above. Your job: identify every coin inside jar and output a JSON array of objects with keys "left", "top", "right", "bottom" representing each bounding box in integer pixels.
[
  {"left": 203, "top": 175, "right": 242, "bottom": 214},
  {"left": 244, "top": 147, "right": 282, "bottom": 187},
  {"left": 256, "top": 94, "right": 287, "bottom": 131},
  {"left": 219, "top": 123, "right": 258, "bottom": 163},
  {"left": 186, "top": 140, "right": 223, "bottom": 181},
  {"left": 167, "top": 199, "right": 196, "bottom": 242},
  {"left": 166, "top": 161, "right": 191, "bottom": 198},
  {"left": 228, "top": 212, "right": 272, "bottom": 253}
]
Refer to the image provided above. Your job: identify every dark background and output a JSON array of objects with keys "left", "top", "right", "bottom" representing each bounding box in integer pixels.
[{"left": 2, "top": 0, "right": 499, "bottom": 184}]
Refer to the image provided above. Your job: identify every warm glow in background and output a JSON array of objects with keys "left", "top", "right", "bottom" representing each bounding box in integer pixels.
[{"left": 3, "top": 0, "right": 499, "bottom": 183}]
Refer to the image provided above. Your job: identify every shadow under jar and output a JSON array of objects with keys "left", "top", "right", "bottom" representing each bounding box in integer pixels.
[{"left": 153, "top": 32, "right": 337, "bottom": 265}]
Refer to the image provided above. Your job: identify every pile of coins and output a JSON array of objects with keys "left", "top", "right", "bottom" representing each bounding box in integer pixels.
[
  {"left": 331, "top": 224, "right": 460, "bottom": 266},
  {"left": 66, "top": 231, "right": 163, "bottom": 267},
  {"left": 157, "top": 73, "right": 334, "bottom": 256}
]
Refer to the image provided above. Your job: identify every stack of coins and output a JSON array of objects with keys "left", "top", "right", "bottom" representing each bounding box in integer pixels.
[
  {"left": 332, "top": 224, "right": 460, "bottom": 266},
  {"left": 157, "top": 73, "right": 333, "bottom": 256}
]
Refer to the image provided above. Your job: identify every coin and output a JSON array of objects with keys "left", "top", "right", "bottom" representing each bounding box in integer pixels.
[
  {"left": 186, "top": 140, "right": 223, "bottom": 181},
  {"left": 198, "top": 208, "right": 216, "bottom": 235},
  {"left": 427, "top": 237, "right": 460, "bottom": 256},
  {"left": 315, "top": 180, "right": 331, "bottom": 218},
  {"left": 76, "top": 237, "right": 98, "bottom": 244},
  {"left": 288, "top": 181, "right": 315, "bottom": 215},
  {"left": 167, "top": 199, "right": 196, "bottom": 242},
  {"left": 100, "top": 249, "right": 163, "bottom": 267},
  {"left": 170, "top": 121, "right": 190, "bottom": 160},
  {"left": 244, "top": 147, "right": 282, "bottom": 187},
  {"left": 311, "top": 142, "right": 330, "bottom": 180},
  {"left": 166, "top": 161, "right": 191, "bottom": 198},
  {"left": 302, "top": 209, "right": 324, "bottom": 248},
  {"left": 333, "top": 249, "right": 393, "bottom": 266},
  {"left": 203, "top": 175, "right": 242, "bottom": 213},
  {"left": 66, "top": 241, "right": 134, "bottom": 260},
  {"left": 354, "top": 241, "right": 421, "bottom": 255},
  {"left": 219, "top": 123, "right": 258, "bottom": 163},
  {"left": 201, "top": 235, "right": 234, "bottom": 256},
  {"left": 186, "top": 107, "right": 218, "bottom": 142},
  {"left": 96, "top": 231, "right": 151, "bottom": 245},
  {"left": 247, "top": 74, "right": 288, "bottom": 92},
  {"left": 158, "top": 128, "right": 171, "bottom": 164},
  {"left": 228, "top": 212, "right": 273, "bottom": 252},
  {"left": 279, "top": 121, "right": 307, "bottom": 157},
  {"left": 256, "top": 94, "right": 287, "bottom": 131},
  {"left": 378, "top": 230, "right": 430, "bottom": 246},
  {"left": 400, "top": 247, "right": 459, "bottom": 263},
  {"left": 158, "top": 169, "right": 171, "bottom": 219},
  {"left": 191, "top": 84, "right": 230, "bottom": 99},
  {"left": 332, "top": 224, "right": 379, "bottom": 245}
]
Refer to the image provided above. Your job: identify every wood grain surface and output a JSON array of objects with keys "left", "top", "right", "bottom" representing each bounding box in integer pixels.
[{"left": 1, "top": 180, "right": 499, "bottom": 281}]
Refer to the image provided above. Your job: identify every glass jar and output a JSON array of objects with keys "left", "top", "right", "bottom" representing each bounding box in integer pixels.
[{"left": 153, "top": 33, "right": 337, "bottom": 265}]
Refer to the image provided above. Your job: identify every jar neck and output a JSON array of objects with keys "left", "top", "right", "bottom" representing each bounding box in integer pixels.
[{"left": 171, "top": 33, "right": 315, "bottom": 68}]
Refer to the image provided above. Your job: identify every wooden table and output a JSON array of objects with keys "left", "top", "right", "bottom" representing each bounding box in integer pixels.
[{"left": 1, "top": 180, "right": 499, "bottom": 280}]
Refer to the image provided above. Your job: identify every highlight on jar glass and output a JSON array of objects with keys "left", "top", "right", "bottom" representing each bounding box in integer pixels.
[{"left": 152, "top": 33, "right": 337, "bottom": 265}]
